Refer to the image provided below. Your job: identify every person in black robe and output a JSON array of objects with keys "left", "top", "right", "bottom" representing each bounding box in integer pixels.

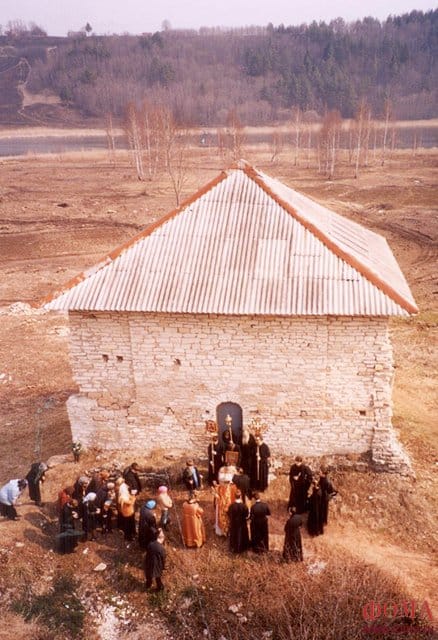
[
  {"left": 123, "top": 463, "right": 142, "bottom": 493},
  {"left": 288, "top": 456, "right": 313, "bottom": 514},
  {"left": 138, "top": 500, "right": 159, "bottom": 549},
  {"left": 26, "top": 462, "right": 48, "bottom": 506},
  {"left": 319, "top": 468, "right": 337, "bottom": 526},
  {"left": 283, "top": 508, "right": 303, "bottom": 562},
  {"left": 240, "top": 428, "right": 256, "bottom": 477},
  {"left": 250, "top": 436, "right": 270, "bottom": 492},
  {"left": 227, "top": 491, "right": 249, "bottom": 553},
  {"left": 182, "top": 460, "right": 202, "bottom": 492},
  {"left": 57, "top": 498, "right": 82, "bottom": 554},
  {"left": 307, "top": 481, "right": 324, "bottom": 536},
  {"left": 232, "top": 468, "right": 252, "bottom": 503},
  {"left": 207, "top": 436, "right": 224, "bottom": 485},
  {"left": 250, "top": 492, "right": 270, "bottom": 553},
  {"left": 222, "top": 427, "right": 232, "bottom": 449},
  {"left": 144, "top": 531, "right": 166, "bottom": 591}
]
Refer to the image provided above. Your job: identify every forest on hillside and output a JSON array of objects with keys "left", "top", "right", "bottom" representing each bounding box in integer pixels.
[{"left": 0, "top": 10, "right": 437, "bottom": 125}]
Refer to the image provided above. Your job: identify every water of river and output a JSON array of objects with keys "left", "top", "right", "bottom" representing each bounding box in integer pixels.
[
  {"left": 0, "top": 127, "right": 436, "bottom": 157},
  {"left": 0, "top": 134, "right": 127, "bottom": 157}
]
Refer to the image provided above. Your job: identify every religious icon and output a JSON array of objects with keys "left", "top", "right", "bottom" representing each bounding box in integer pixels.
[
  {"left": 205, "top": 419, "right": 218, "bottom": 435},
  {"left": 225, "top": 450, "right": 239, "bottom": 466},
  {"left": 250, "top": 416, "right": 268, "bottom": 439}
]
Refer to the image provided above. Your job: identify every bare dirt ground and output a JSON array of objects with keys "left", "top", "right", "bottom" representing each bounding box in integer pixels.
[{"left": 0, "top": 143, "right": 437, "bottom": 638}]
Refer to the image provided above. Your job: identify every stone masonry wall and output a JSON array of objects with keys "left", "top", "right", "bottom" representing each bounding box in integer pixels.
[{"left": 66, "top": 312, "right": 410, "bottom": 472}]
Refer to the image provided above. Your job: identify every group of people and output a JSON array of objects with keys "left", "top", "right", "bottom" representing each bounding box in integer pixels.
[
  {"left": 207, "top": 427, "right": 271, "bottom": 492},
  {"left": 0, "top": 446, "right": 337, "bottom": 592},
  {"left": 56, "top": 463, "right": 170, "bottom": 546},
  {"left": 57, "top": 462, "right": 172, "bottom": 591},
  {"left": 288, "top": 456, "right": 337, "bottom": 538},
  {"left": 179, "top": 448, "right": 336, "bottom": 563}
]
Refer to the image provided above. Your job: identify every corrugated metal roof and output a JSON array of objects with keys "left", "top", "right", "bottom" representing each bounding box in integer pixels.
[{"left": 42, "top": 161, "right": 418, "bottom": 316}]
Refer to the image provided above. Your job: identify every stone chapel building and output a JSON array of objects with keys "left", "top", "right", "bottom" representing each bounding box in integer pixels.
[{"left": 43, "top": 161, "right": 418, "bottom": 473}]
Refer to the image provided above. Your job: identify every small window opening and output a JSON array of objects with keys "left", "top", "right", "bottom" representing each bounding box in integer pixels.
[
  {"left": 102, "top": 354, "right": 109, "bottom": 362},
  {"left": 359, "top": 410, "right": 366, "bottom": 416},
  {"left": 117, "top": 355, "right": 123, "bottom": 362}
]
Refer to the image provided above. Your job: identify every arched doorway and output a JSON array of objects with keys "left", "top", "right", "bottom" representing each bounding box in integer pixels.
[{"left": 216, "top": 402, "right": 243, "bottom": 444}]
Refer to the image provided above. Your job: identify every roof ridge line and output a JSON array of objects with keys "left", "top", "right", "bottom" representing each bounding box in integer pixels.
[
  {"left": 36, "top": 169, "right": 229, "bottom": 309},
  {"left": 242, "top": 164, "right": 418, "bottom": 314}
]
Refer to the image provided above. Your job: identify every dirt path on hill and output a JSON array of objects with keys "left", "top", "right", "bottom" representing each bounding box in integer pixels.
[
  {"left": 327, "top": 527, "right": 438, "bottom": 612},
  {"left": 270, "top": 524, "right": 438, "bottom": 621}
]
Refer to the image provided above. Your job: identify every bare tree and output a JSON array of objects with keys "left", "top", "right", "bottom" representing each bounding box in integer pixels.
[
  {"left": 381, "top": 97, "right": 392, "bottom": 167},
  {"left": 353, "top": 100, "right": 372, "bottom": 178},
  {"left": 123, "top": 98, "right": 189, "bottom": 196},
  {"left": 270, "top": 129, "right": 283, "bottom": 163},
  {"left": 305, "top": 125, "right": 313, "bottom": 168},
  {"left": 347, "top": 123, "right": 354, "bottom": 165},
  {"left": 105, "top": 112, "right": 117, "bottom": 167},
  {"left": 140, "top": 100, "right": 164, "bottom": 179},
  {"left": 226, "top": 108, "right": 245, "bottom": 160},
  {"left": 291, "top": 106, "right": 302, "bottom": 166},
  {"left": 364, "top": 108, "right": 373, "bottom": 167},
  {"left": 412, "top": 127, "right": 422, "bottom": 156},
  {"left": 390, "top": 124, "right": 397, "bottom": 155},
  {"left": 319, "top": 110, "right": 342, "bottom": 180},
  {"left": 124, "top": 102, "right": 145, "bottom": 180},
  {"left": 217, "top": 128, "right": 227, "bottom": 159},
  {"left": 371, "top": 126, "right": 376, "bottom": 162},
  {"left": 5, "top": 19, "right": 27, "bottom": 37},
  {"left": 159, "top": 108, "right": 190, "bottom": 205}
]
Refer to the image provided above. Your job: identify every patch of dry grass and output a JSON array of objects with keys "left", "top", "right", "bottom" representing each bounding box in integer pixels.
[
  {"left": 153, "top": 545, "right": 432, "bottom": 640},
  {"left": 0, "top": 612, "right": 50, "bottom": 640}
]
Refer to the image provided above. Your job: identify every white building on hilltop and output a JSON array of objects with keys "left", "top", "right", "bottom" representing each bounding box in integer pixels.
[{"left": 42, "top": 161, "right": 417, "bottom": 473}]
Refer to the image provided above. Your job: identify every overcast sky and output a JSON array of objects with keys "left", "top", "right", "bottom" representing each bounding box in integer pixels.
[{"left": 1, "top": 0, "right": 434, "bottom": 36}]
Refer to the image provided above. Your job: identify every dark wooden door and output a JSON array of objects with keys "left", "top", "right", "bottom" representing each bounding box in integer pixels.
[{"left": 216, "top": 402, "right": 243, "bottom": 443}]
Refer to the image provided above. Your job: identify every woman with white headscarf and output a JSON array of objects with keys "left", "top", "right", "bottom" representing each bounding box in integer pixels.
[{"left": 82, "top": 492, "right": 99, "bottom": 541}]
